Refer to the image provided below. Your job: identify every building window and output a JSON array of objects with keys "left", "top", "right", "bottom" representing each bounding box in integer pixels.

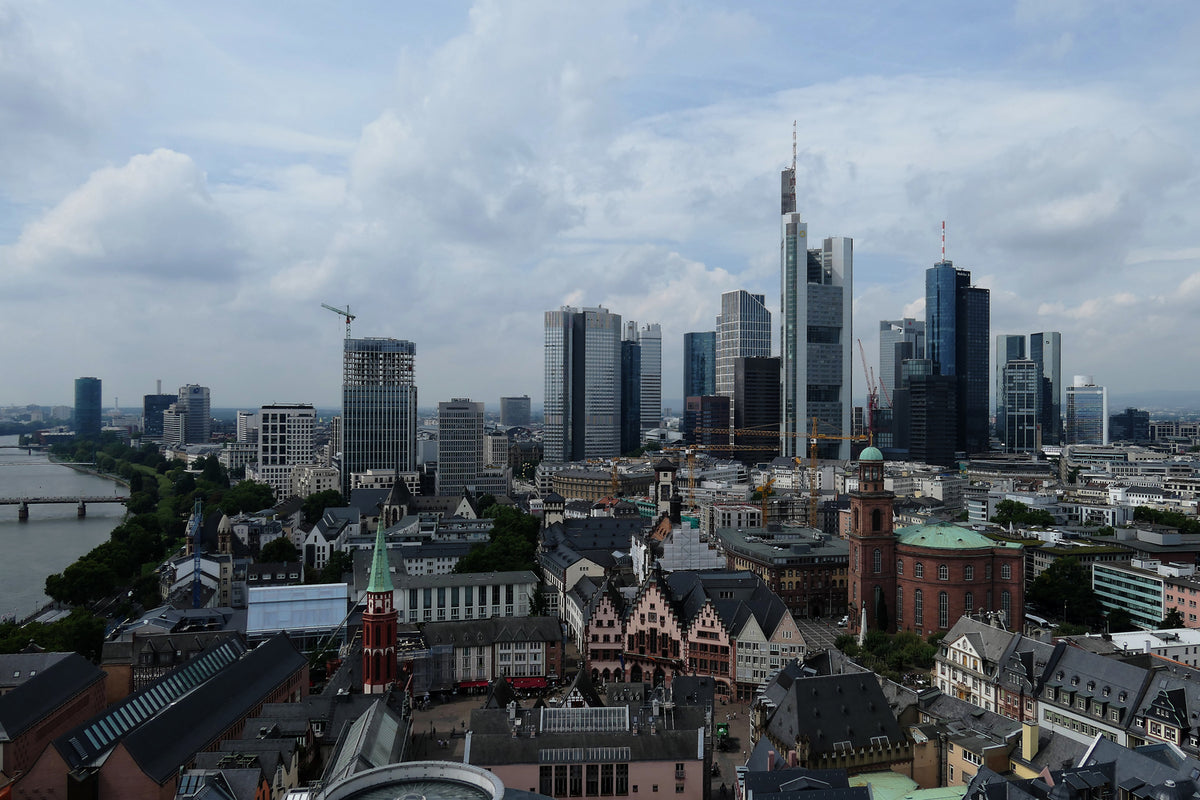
[
  {"left": 915, "top": 563, "right": 924, "bottom": 579},
  {"left": 1001, "top": 563, "right": 1011, "bottom": 580},
  {"left": 872, "top": 508, "right": 882, "bottom": 531},
  {"left": 616, "top": 764, "right": 629, "bottom": 795},
  {"left": 1001, "top": 591, "right": 1011, "bottom": 623},
  {"left": 965, "top": 592, "right": 974, "bottom": 614},
  {"left": 897, "top": 559, "right": 904, "bottom": 575},
  {"left": 897, "top": 586, "right": 903, "bottom": 625},
  {"left": 873, "top": 548, "right": 882, "bottom": 574},
  {"left": 938, "top": 564, "right": 949, "bottom": 581},
  {"left": 964, "top": 565, "right": 974, "bottom": 581},
  {"left": 939, "top": 592, "right": 949, "bottom": 629},
  {"left": 915, "top": 589, "right": 924, "bottom": 627}
]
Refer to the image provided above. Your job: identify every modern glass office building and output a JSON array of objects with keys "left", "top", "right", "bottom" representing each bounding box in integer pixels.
[
  {"left": 879, "top": 319, "right": 924, "bottom": 403},
  {"left": 715, "top": 290, "right": 770, "bottom": 401},
  {"left": 1030, "top": 331, "right": 1062, "bottom": 445},
  {"left": 683, "top": 331, "right": 716, "bottom": 399},
  {"left": 1001, "top": 359, "right": 1039, "bottom": 453},
  {"left": 178, "top": 384, "right": 212, "bottom": 444},
  {"left": 74, "top": 377, "right": 102, "bottom": 438},
  {"left": 637, "top": 322, "right": 661, "bottom": 434},
  {"left": 925, "top": 261, "right": 989, "bottom": 454},
  {"left": 619, "top": 334, "right": 641, "bottom": 455},
  {"left": 544, "top": 306, "right": 622, "bottom": 462},
  {"left": 142, "top": 393, "right": 176, "bottom": 438},
  {"left": 1066, "top": 375, "right": 1108, "bottom": 445},
  {"left": 994, "top": 334, "right": 1025, "bottom": 444},
  {"left": 341, "top": 337, "right": 418, "bottom": 496}
]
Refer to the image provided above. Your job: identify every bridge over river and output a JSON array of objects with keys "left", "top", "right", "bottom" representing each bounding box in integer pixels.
[{"left": 0, "top": 496, "right": 129, "bottom": 520}]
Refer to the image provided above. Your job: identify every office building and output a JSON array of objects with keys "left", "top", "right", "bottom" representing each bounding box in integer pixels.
[
  {"left": 619, "top": 328, "right": 641, "bottom": 455},
  {"left": 544, "top": 306, "right": 622, "bottom": 463},
  {"left": 879, "top": 319, "right": 925, "bottom": 402},
  {"left": 141, "top": 393, "right": 175, "bottom": 439},
  {"left": 235, "top": 410, "right": 258, "bottom": 443},
  {"left": 925, "top": 260, "right": 989, "bottom": 454},
  {"left": 1000, "top": 359, "right": 1039, "bottom": 453},
  {"left": 254, "top": 403, "right": 315, "bottom": 499},
  {"left": 1110, "top": 407, "right": 1150, "bottom": 443},
  {"left": 734, "top": 356, "right": 781, "bottom": 464},
  {"left": 780, "top": 170, "right": 853, "bottom": 459},
  {"left": 498, "top": 395, "right": 530, "bottom": 427},
  {"left": 683, "top": 395, "right": 730, "bottom": 448},
  {"left": 74, "top": 377, "right": 102, "bottom": 438},
  {"left": 994, "top": 334, "right": 1025, "bottom": 443},
  {"left": 683, "top": 331, "right": 716, "bottom": 398},
  {"left": 437, "top": 398, "right": 484, "bottom": 496},
  {"left": 715, "top": 290, "right": 770, "bottom": 400},
  {"left": 1030, "top": 331, "right": 1062, "bottom": 445},
  {"left": 637, "top": 322, "right": 661, "bottom": 433},
  {"left": 161, "top": 403, "right": 187, "bottom": 447},
  {"left": 1066, "top": 376, "right": 1108, "bottom": 445},
  {"left": 341, "top": 337, "right": 418, "bottom": 497},
  {"left": 176, "top": 384, "right": 211, "bottom": 444},
  {"left": 907, "top": 366, "right": 958, "bottom": 468}
]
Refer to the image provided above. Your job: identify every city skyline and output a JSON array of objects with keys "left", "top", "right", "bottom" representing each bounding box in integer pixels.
[{"left": 4, "top": 3, "right": 1200, "bottom": 409}]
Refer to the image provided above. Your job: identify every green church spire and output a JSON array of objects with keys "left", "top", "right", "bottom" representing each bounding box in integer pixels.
[{"left": 366, "top": 516, "right": 393, "bottom": 594}]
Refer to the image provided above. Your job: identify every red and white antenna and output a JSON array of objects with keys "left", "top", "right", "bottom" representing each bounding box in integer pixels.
[
  {"left": 941, "top": 220, "right": 946, "bottom": 261},
  {"left": 792, "top": 120, "right": 797, "bottom": 174}
]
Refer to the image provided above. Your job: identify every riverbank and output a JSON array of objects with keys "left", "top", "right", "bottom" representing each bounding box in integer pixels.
[{"left": 47, "top": 454, "right": 131, "bottom": 489}]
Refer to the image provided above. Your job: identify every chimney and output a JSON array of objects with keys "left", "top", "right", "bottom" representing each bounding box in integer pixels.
[
  {"left": 768, "top": 750, "right": 776, "bottom": 771},
  {"left": 1022, "top": 721, "right": 1039, "bottom": 761}
]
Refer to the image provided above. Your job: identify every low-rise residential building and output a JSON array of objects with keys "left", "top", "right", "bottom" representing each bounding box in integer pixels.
[
  {"left": 935, "top": 617, "right": 1018, "bottom": 713},
  {"left": 422, "top": 616, "right": 563, "bottom": 690}
]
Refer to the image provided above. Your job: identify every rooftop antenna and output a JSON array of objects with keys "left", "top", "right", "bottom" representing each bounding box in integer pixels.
[
  {"left": 941, "top": 220, "right": 946, "bottom": 262},
  {"left": 792, "top": 120, "right": 797, "bottom": 174},
  {"left": 321, "top": 303, "right": 356, "bottom": 338}
]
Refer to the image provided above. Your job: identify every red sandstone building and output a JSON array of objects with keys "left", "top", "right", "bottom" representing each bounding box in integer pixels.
[{"left": 848, "top": 448, "right": 1024, "bottom": 636}]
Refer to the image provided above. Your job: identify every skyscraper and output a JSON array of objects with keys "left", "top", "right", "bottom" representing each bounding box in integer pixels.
[
  {"left": 74, "top": 377, "right": 102, "bottom": 438},
  {"left": 994, "top": 334, "right": 1026, "bottom": 444},
  {"left": 620, "top": 326, "right": 641, "bottom": 455},
  {"left": 437, "top": 398, "right": 484, "bottom": 496},
  {"left": 178, "top": 384, "right": 211, "bottom": 444},
  {"left": 715, "top": 290, "right": 770, "bottom": 401},
  {"left": 256, "top": 403, "right": 315, "bottom": 499},
  {"left": 499, "top": 396, "right": 531, "bottom": 427},
  {"left": 638, "top": 322, "right": 662, "bottom": 433},
  {"left": 879, "top": 319, "right": 925, "bottom": 402},
  {"left": 925, "top": 260, "right": 989, "bottom": 454},
  {"left": 142, "top": 392, "right": 176, "bottom": 439},
  {"left": 683, "top": 331, "right": 716, "bottom": 399},
  {"left": 1029, "top": 332, "right": 1062, "bottom": 445},
  {"left": 544, "top": 306, "right": 622, "bottom": 463},
  {"left": 733, "top": 356, "right": 781, "bottom": 465},
  {"left": 1066, "top": 376, "right": 1108, "bottom": 445},
  {"left": 1000, "top": 360, "right": 1039, "bottom": 453},
  {"left": 341, "top": 337, "right": 418, "bottom": 496},
  {"left": 780, "top": 171, "right": 853, "bottom": 459}
]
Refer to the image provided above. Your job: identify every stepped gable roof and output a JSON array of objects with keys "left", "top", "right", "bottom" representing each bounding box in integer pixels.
[
  {"left": 764, "top": 672, "right": 904, "bottom": 756},
  {"left": 0, "top": 653, "right": 103, "bottom": 741},
  {"left": 897, "top": 520, "right": 1021, "bottom": 550},
  {"left": 665, "top": 569, "right": 787, "bottom": 635}
]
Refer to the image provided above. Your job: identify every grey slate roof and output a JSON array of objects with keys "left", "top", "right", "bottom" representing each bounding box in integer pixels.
[
  {"left": 666, "top": 569, "right": 788, "bottom": 636},
  {"left": 0, "top": 651, "right": 70, "bottom": 692},
  {"left": 944, "top": 617, "right": 1019, "bottom": 671},
  {"left": 322, "top": 697, "right": 409, "bottom": 786},
  {"left": 0, "top": 653, "right": 103, "bottom": 741},
  {"left": 423, "top": 616, "right": 562, "bottom": 648},
  {"left": 764, "top": 672, "right": 905, "bottom": 755}
]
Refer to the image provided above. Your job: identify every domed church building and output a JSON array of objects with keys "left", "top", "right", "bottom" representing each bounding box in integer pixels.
[{"left": 847, "top": 447, "right": 1024, "bottom": 636}]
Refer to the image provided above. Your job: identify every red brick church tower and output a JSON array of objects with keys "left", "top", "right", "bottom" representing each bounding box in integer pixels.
[
  {"left": 362, "top": 519, "right": 397, "bottom": 693},
  {"left": 848, "top": 447, "right": 897, "bottom": 635}
]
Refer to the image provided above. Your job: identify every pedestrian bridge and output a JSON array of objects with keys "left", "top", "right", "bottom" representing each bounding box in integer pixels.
[{"left": 0, "top": 496, "right": 128, "bottom": 520}]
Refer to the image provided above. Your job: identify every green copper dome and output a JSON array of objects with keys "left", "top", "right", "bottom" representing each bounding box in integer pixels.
[{"left": 859, "top": 446, "right": 884, "bottom": 462}]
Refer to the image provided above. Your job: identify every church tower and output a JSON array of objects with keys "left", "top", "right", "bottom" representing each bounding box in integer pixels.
[
  {"left": 362, "top": 518, "right": 397, "bottom": 694},
  {"left": 847, "top": 447, "right": 897, "bottom": 635},
  {"left": 653, "top": 458, "right": 677, "bottom": 516}
]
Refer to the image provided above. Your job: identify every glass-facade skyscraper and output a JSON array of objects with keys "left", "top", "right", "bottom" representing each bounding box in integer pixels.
[
  {"left": 637, "top": 322, "right": 662, "bottom": 434},
  {"left": 879, "top": 319, "right": 924, "bottom": 402},
  {"left": 994, "top": 334, "right": 1026, "bottom": 444},
  {"left": 683, "top": 331, "right": 716, "bottom": 399},
  {"left": 925, "top": 260, "right": 989, "bottom": 455},
  {"left": 620, "top": 326, "right": 641, "bottom": 455},
  {"left": 544, "top": 306, "right": 622, "bottom": 463},
  {"left": 1000, "top": 359, "right": 1039, "bottom": 453},
  {"left": 1029, "top": 331, "right": 1062, "bottom": 445},
  {"left": 1066, "top": 376, "right": 1108, "bottom": 445},
  {"left": 341, "top": 337, "right": 418, "bottom": 496},
  {"left": 178, "top": 384, "right": 211, "bottom": 444},
  {"left": 74, "top": 377, "right": 102, "bottom": 438},
  {"left": 715, "top": 290, "right": 770, "bottom": 401},
  {"left": 142, "top": 393, "right": 176, "bottom": 438}
]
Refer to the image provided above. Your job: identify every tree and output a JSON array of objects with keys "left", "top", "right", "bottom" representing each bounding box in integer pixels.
[
  {"left": 302, "top": 490, "right": 347, "bottom": 525},
  {"left": 1106, "top": 608, "right": 1137, "bottom": 633},
  {"left": 1163, "top": 607, "right": 1186, "bottom": 629},
  {"left": 218, "top": 480, "right": 276, "bottom": 516},
  {"left": 1028, "top": 557, "right": 1105, "bottom": 626},
  {"left": 260, "top": 537, "right": 299, "bottom": 563},
  {"left": 316, "top": 550, "right": 355, "bottom": 583},
  {"left": 991, "top": 499, "right": 1054, "bottom": 528}
]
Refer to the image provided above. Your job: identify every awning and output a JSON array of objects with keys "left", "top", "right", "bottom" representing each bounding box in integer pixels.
[
  {"left": 512, "top": 676, "right": 548, "bottom": 689},
  {"left": 458, "top": 680, "right": 489, "bottom": 689}
]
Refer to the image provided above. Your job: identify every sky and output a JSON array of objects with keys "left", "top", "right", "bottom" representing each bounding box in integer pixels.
[{"left": 3, "top": 1, "right": 1200, "bottom": 413}]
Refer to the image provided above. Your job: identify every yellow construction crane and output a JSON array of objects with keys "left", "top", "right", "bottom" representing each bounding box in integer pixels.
[
  {"left": 756, "top": 475, "right": 777, "bottom": 526},
  {"left": 321, "top": 303, "right": 356, "bottom": 338}
]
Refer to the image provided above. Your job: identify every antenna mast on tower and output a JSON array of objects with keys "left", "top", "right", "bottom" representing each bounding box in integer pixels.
[{"left": 941, "top": 220, "right": 946, "bottom": 261}]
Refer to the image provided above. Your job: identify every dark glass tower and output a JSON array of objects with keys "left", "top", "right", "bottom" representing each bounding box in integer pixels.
[
  {"left": 683, "top": 331, "right": 716, "bottom": 399},
  {"left": 1029, "top": 332, "right": 1062, "bottom": 445},
  {"left": 341, "top": 337, "right": 418, "bottom": 497},
  {"left": 925, "top": 261, "right": 989, "bottom": 455},
  {"left": 142, "top": 393, "right": 176, "bottom": 438},
  {"left": 620, "top": 337, "right": 641, "bottom": 455},
  {"left": 734, "top": 356, "right": 781, "bottom": 465},
  {"left": 74, "top": 377, "right": 102, "bottom": 438}
]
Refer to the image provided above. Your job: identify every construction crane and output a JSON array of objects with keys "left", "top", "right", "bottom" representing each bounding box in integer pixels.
[
  {"left": 756, "top": 476, "right": 777, "bottom": 526},
  {"left": 857, "top": 339, "right": 879, "bottom": 446},
  {"left": 807, "top": 417, "right": 868, "bottom": 529},
  {"left": 321, "top": 303, "right": 356, "bottom": 338}
]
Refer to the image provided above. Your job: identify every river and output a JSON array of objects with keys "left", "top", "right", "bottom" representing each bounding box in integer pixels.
[{"left": 0, "top": 434, "right": 128, "bottom": 620}]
